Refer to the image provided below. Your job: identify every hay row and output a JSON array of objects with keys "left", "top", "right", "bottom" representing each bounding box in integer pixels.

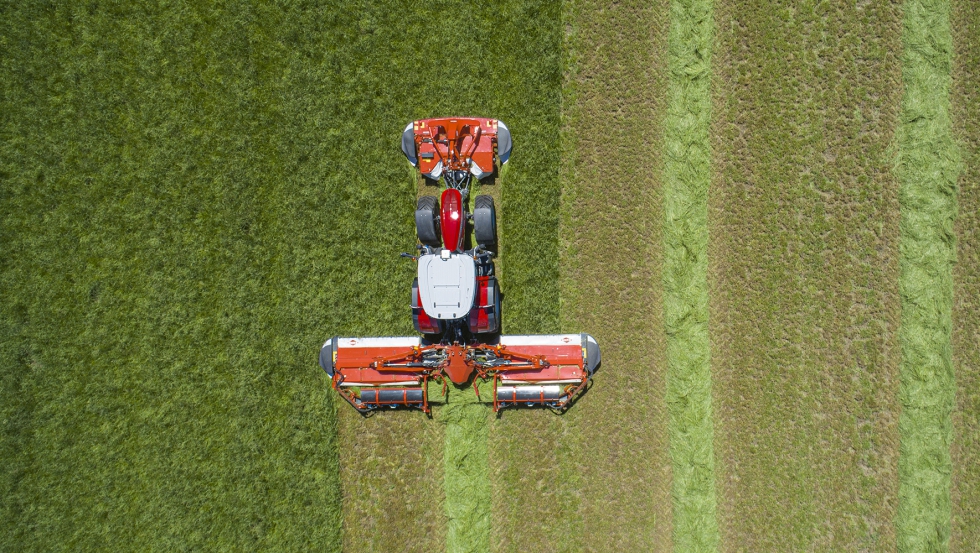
[
  {"left": 557, "top": 0, "right": 674, "bottom": 549},
  {"left": 708, "top": 1, "right": 905, "bottom": 548},
  {"left": 896, "top": 0, "right": 962, "bottom": 550},
  {"left": 663, "top": 0, "right": 720, "bottom": 550}
]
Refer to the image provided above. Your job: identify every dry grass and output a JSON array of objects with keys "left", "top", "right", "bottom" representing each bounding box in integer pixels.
[
  {"left": 950, "top": 0, "right": 980, "bottom": 549},
  {"left": 709, "top": 1, "right": 903, "bottom": 550},
  {"left": 557, "top": 0, "right": 673, "bottom": 550},
  {"left": 339, "top": 409, "right": 445, "bottom": 552}
]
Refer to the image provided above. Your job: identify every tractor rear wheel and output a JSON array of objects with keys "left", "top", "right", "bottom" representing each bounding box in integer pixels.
[
  {"left": 415, "top": 196, "right": 441, "bottom": 247},
  {"left": 473, "top": 195, "right": 496, "bottom": 247}
]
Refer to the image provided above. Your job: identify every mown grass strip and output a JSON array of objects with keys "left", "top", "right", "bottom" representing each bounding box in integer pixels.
[
  {"left": 896, "top": 0, "right": 962, "bottom": 550},
  {"left": 557, "top": 0, "right": 674, "bottom": 549},
  {"left": 710, "top": 1, "right": 903, "bottom": 549},
  {"left": 663, "top": 0, "right": 719, "bottom": 550},
  {"left": 950, "top": 1, "right": 980, "bottom": 547}
]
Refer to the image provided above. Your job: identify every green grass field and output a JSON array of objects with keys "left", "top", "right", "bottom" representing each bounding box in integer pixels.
[
  {"left": 0, "top": 3, "right": 350, "bottom": 550},
  {"left": 2, "top": 1, "right": 978, "bottom": 552}
]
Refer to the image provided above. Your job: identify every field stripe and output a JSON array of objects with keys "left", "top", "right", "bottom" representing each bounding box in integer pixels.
[
  {"left": 557, "top": 0, "right": 673, "bottom": 549},
  {"left": 896, "top": 0, "right": 963, "bottom": 550},
  {"left": 951, "top": 1, "right": 980, "bottom": 548},
  {"left": 710, "top": 1, "right": 903, "bottom": 549},
  {"left": 442, "top": 396, "right": 491, "bottom": 553},
  {"left": 663, "top": 1, "right": 719, "bottom": 550}
]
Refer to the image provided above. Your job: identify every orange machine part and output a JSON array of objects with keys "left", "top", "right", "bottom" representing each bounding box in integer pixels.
[
  {"left": 443, "top": 345, "right": 472, "bottom": 385},
  {"left": 414, "top": 117, "right": 498, "bottom": 176},
  {"left": 327, "top": 335, "right": 593, "bottom": 413}
]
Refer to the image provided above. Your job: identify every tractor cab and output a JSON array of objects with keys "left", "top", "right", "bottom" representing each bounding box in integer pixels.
[{"left": 410, "top": 248, "right": 499, "bottom": 337}]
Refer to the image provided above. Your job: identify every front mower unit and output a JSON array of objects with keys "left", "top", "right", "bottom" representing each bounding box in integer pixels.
[{"left": 319, "top": 117, "right": 600, "bottom": 414}]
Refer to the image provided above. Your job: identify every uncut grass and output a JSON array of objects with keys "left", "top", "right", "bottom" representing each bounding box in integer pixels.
[
  {"left": 709, "top": 1, "right": 903, "bottom": 550},
  {"left": 0, "top": 4, "right": 350, "bottom": 550},
  {"left": 895, "top": 1, "right": 962, "bottom": 550},
  {"left": 951, "top": 1, "right": 980, "bottom": 548},
  {"left": 557, "top": 0, "right": 673, "bottom": 550}
]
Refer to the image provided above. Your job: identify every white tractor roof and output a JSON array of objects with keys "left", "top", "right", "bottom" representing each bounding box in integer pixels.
[{"left": 418, "top": 252, "right": 476, "bottom": 320}]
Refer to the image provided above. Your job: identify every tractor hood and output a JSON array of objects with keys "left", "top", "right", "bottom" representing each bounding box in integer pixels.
[{"left": 417, "top": 252, "right": 476, "bottom": 320}]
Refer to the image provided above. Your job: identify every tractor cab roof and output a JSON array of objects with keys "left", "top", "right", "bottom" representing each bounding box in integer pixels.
[{"left": 417, "top": 252, "right": 476, "bottom": 320}]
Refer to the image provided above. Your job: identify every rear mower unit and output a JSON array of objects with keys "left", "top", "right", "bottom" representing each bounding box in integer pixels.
[{"left": 319, "top": 117, "right": 600, "bottom": 414}]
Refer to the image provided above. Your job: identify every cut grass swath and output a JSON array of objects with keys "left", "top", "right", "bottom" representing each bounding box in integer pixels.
[
  {"left": 896, "top": 0, "right": 962, "bottom": 550},
  {"left": 950, "top": 0, "right": 980, "bottom": 548},
  {"left": 441, "top": 389, "right": 491, "bottom": 553},
  {"left": 663, "top": 0, "right": 719, "bottom": 550}
]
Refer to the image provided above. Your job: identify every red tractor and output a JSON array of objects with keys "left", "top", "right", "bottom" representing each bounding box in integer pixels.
[{"left": 319, "top": 118, "right": 600, "bottom": 414}]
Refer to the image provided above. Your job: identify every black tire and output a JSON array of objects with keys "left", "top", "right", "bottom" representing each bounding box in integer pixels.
[
  {"left": 415, "top": 196, "right": 441, "bottom": 247},
  {"left": 473, "top": 195, "right": 496, "bottom": 247}
]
